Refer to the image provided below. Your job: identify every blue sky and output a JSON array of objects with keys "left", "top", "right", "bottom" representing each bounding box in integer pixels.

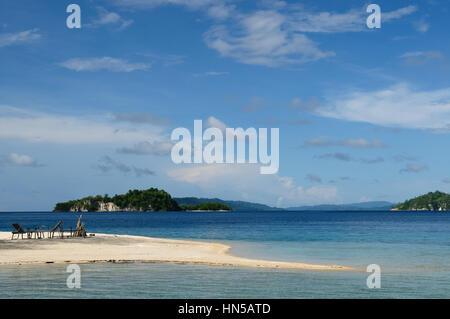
[{"left": 1, "top": 0, "right": 450, "bottom": 210}]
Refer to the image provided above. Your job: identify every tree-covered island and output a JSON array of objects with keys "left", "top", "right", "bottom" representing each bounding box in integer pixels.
[
  {"left": 180, "top": 202, "right": 232, "bottom": 211},
  {"left": 53, "top": 188, "right": 232, "bottom": 212},
  {"left": 392, "top": 191, "right": 450, "bottom": 211}
]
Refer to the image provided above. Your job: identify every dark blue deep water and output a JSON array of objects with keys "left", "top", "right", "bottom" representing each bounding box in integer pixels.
[{"left": 1, "top": 211, "right": 449, "bottom": 298}]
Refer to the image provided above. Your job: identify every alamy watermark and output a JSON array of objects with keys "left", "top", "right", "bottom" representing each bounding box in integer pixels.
[
  {"left": 66, "top": 264, "right": 81, "bottom": 289},
  {"left": 366, "top": 264, "right": 381, "bottom": 289},
  {"left": 171, "top": 120, "right": 279, "bottom": 174},
  {"left": 65, "top": 4, "right": 382, "bottom": 30},
  {"left": 366, "top": 4, "right": 381, "bottom": 29}
]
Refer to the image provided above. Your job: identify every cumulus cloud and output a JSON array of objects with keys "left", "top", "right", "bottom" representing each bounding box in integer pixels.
[
  {"left": 204, "top": 10, "right": 335, "bottom": 67},
  {"left": 89, "top": 7, "right": 134, "bottom": 29},
  {"left": 0, "top": 28, "right": 40, "bottom": 48},
  {"left": 318, "top": 84, "right": 450, "bottom": 131},
  {"left": 204, "top": 116, "right": 227, "bottom": 132},
  {"left": 207, "top": 3, "right": 235, "bottom": 20},
  {"left": 0, "top": 153, "right": 41, "bottom": 167},
  {"left": 167, "top": 164, "right": 338, "bottom": 206},
  {"left": 112, "top": 2, "right": 415, "bottom": 67},
  {"left": 59, "top": 57, "right": 150, "bottom": 72},
  {"left": 0, "top": 105, "right": 167, "bottom": 145},
  {"left": 203, "top": 5, "right": 416, "bottom": 66},
  {"left": 94, "top": 156, "right": 155, "bottom": 177}
]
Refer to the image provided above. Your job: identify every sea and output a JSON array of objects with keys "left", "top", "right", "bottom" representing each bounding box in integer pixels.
[{"left": 0, "top": 211, "right": 449, "bottom": 298}]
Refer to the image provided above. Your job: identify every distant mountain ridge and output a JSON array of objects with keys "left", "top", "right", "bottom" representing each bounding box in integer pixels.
[
  {"left": 175, "top": 197, "right": 394, "bottom": 211},
  {"left": 174, "top": 197, "right": 283, "bottom": 211},
  {"left": 286, "top": 201, "right": 394, "bottom": 211}
]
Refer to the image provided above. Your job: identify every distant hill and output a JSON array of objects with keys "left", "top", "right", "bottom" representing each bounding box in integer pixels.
[
  {"left": 286, "top": 201, "right": 394, "bottom": 211},
  {"left": 392, "top": 191, "right": 450, "bottom": 211},
  {"left": 174, "top": 197, "right": 283, "bottom": 211},
  {"left": 174, "top": 197, "right": 394, "bottom": 211}
]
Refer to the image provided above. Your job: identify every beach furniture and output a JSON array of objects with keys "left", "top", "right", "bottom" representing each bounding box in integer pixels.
[
  {"left": 58, "top": 225, "right": 74, "bottom": 238},
  {"left": 11, "top": 223, "right": 32, "bottom": 240},
  {"left": 48, "top": 221, "right": 62, "bottom": 239},
  {"left": 32, "top": 226, "right": 45, "bottom": 239}
]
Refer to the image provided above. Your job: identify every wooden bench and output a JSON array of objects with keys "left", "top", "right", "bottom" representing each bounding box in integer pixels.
[{"left": 11, "top": 223, "right": 32, "bottom": 240}]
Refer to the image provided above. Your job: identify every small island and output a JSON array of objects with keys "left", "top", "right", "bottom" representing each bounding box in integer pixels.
[
  {"left": 180, "top": 202, "right": 232, "bottom": 212},
  {"left": 53, "top": 188, "right": 232, "bottom": 212},
  {"left": 392, "top": 191, "right": 450, "bottom": 211}
]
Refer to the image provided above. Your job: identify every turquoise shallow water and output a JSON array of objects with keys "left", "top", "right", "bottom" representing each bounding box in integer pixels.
[{"left": 0, "top": 211, "right": 449, "bottom": 298}]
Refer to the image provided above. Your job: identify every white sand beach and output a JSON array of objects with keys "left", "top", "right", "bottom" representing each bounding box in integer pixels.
[{"left": 0, "top": 232, "right": 353, "bottom": 271}]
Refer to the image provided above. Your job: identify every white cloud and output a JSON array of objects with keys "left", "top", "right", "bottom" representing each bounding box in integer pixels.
[
  {"left": 168, "top": 164, "right": 339, "bottom": 206},
  {"left": 0, "top": 153, "right": 40, "bottom": 167},
  {"left": 0, "top": 105, "right": 167, "bottom": 145},
  {"left": 400, "top": 51, "right": 443, "bottom": 59},
  {"left": 207, "top": 4, "right": 235, "bottom": 20},
  {"left": 290, "top": 5, "right": 416, "bottom": 33},
  {"left": 277, "top": 185, "right": 338, "bottom": 207},
  {"left": 383, "top": 5, "right": 418, "bottom": 22},
  {"left": 59, "top": 57, "right": 150, "bottom": 72},
  {"left": 0, "top": 28, "right": 40, "bottom": 48},
  {"left": 289, "top": 10, "right": 365, "bottom": 33},
  {"left": 414, "top": 19, "right": 430, "bottom": 33},
  {"left": 317, "top": 84, "right": 450, "bottom": 131},
  {"left": 90, "top": 7, "right": 134, "bottom": 30},
  {"left": 204, "top": 116, "right": 227, "bottom": 132},
  {"left": 112, "top": 2, "right": 415, "bottom": 67},
  {"left": 204, "top": 10, "right": 335, "bottom": 67},
  {"left": 203, "top": 5, "right": 416, "bottom": 66}
]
